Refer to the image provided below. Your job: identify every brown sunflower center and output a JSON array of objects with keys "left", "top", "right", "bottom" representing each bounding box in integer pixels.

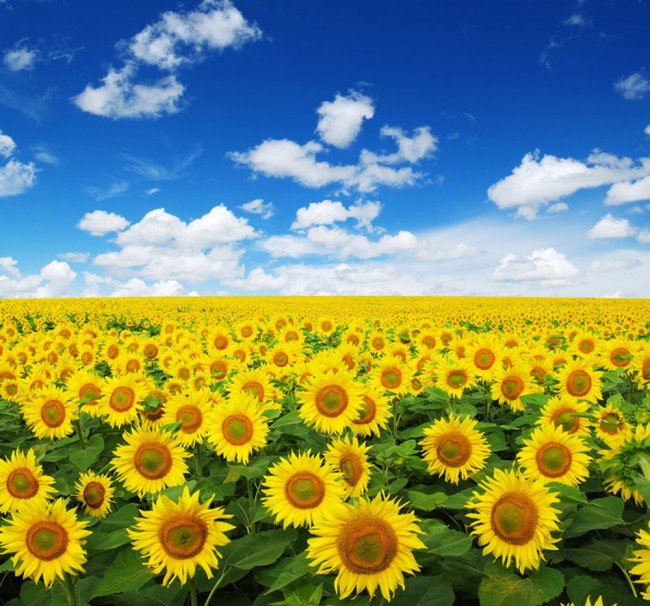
[
  {"left": 83, "top": 481, "right": 106, "bottom": 508},
  {"left": 177, "top": 405, "right": 203, "bottom": 434},
  {"left": 490, "top": 493, "right": 539, "bottom": 546},
  {"left": 535, "top": 442, "right": 572, "bottom": 478},
  {"left": 222, "top": 414, "right": 254, "bottom": 445},
  {"left": 134, "top": 442, "right": 173, "bottom": 479},
  {"left": 214, "top": 335, "right": 229, "bottom": 350},
  {"left": 501, "top": 376, "right": 524, "bottom": 400},
  {"left": 380, "top": 368, "right": 402, "bottom": 390},
  {"left": 642, "top": 359, "right": 650, "bottom": 381},
  {"left": 371, "top": 337, "right": 385, "bottom": 350},
  {"left": 79, "top": 383, "right": 102, "bottom": 403},
  {"left": 436, "top": 432, "right": 472, "bottom": 467},
  {"left": 107, "top": 344, "right": 120, "bottom": 359},
  {"left": 110, "top": 386, "right": 136, "bottom": 412},
  {"left": 273, "top": 352, "right": 289, "bottom": 367},
  {"left": 338, "top": 518, "right": 398, "bottom": 574},
  {"left": 7, "top": 468, "right": 39, "bottom": 498},
  {"left": 241, "top": 326, "right": 253, "bottom": 338},
  {"left": 353, "top": 395, "right": 376, "bottom": 426},
  {"left": 143, "top": 344, "right": 158, "bottom": 359},
  {"left": 211, "top": 360, "right": 228, "bottom": 381},
  {"left": 609, "top": 347, "right": 631, "bottom": 368},
  {"left": 26, "top": 521, "right": 69, "bottom": 561},
  {"left": 475, "top": 349, "right": 496, "bottom": 370},
  {"left": 41, "top": 399, "right": 66, "bottom": 428},
  {"left": 600, "top": 413, "right": 624, "bottom": 435},
  {"left": 578, "top": 339, "right": 595, "bottom": 354},
  {"left": 159, "top": 514, "right": 208, "bottom": 560},
  {"left": 551, "top": 408, "right": 579, "bottom": 433},
  {"left": 242, "top": 381, "right": 264, "bottom": 402},
  {"left": 315, "top": 385, "right": 349, "bottom": 417},
  {"left": 284, "top": 472, "right": 325, "bottom": 509},
  {"left": 447, "top": 370, "right": 468, "bottom": 389},
  {"left": 566, "top": 370, "right": 591, "bottom": 397},
  {"left": 339, "top": 453, "right": 363, "bottom": 487}
]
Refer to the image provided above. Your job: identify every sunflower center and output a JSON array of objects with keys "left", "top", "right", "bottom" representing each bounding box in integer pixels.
[
  {"left": 83, "top": 481, "right": 106, "bottom": 508},
  {"left": 315, "top": 385, "right": 349, "bottom": 417},
  {"left": 110, "top": 386, "right": 136, "bottom": 412},
  {"left": 372, "top": 337, "right": 385, "bottom": 350},
  {"left": 241, "top": 326, "right": 253, "bottom": 338},
  {"left": 339, "top": 519, "right": 398, "bottom": 574},
  {"left": 339, "top": 453, "right": 363, "bottom": 487},
  {"left": 353, "top": 396, "right": 376, "bottom": 425},
  {"left": 436, "top": 432, "right": 472, "bottom": 467},
  {"left": 222, "top": 414, "right": 254, "bottom": 445},
  {"left": 26, "top": 521, "right": 69, "bottom": 561},
  {"left": 642, "top": 359, "right": 650, "bottom": 381},
  {"left": 501, "top": 376, "right": 524, "bottom": 400},
  {"left": 159, "top": 514, "right": 208, "bottom": 560},
  {"left": 214, "top": 335, "right": 229, "bottom": 350},
  {"left": 284, "top": 472, "right": 325, "bottom": 509},
  {"left": 242, "top": 381, "right": 264, "bottom": 402},
  {"left": 566, "top": 370, "right": 591, "bottom": 397},
  {"left": 578, "top": 339, "right": 595, "bottom": 354},
  {"left": 610, "top": 347, "right": 631, "bottom": 368},
  {"left": 41, "top": 399, "right": 66, "bottom": 428},
  {"left": 530, "top": 366, "right": 546, "bottom": 383},
  {"left": 177, "top": 405, "right": 203, "bottom": 434},
  {"left": 143, "top": 344, "right": 158, "bottom": 359},
  {"left": 447, "top": 370, "right": 467, "bottom": 389},
  {"left": 79, "top": 383, "right": 101, "bottom": 403},
  {"left": 7, "top": 468, "right": 39, "bottom": 498},
  {"left": 381, "top": 368, "right": 402, "bottom": 390},
  {"left": 211, "top": 360, "right": 228, "bottom": 381},
  {"left": 273, "top": 352, "right": 289, "bottom": 367},
  {"left": 134, "top": 442, "right": 173, "bottom": 479},
  {"left": 475, "top": 349, "right": 496, "bottom": 370},
  {"left": 551, "top": 408, "right": 579, "bottom": 433},
  {"left": 422, "top": 335, "right": 436, "bottom": 349},
  {"left": 535, "top": 442, "right": 572, "bottom": 478},
  {"left": 600, "top": 413, "right": 623, "bottom": 434},
  {"left": 490, "top": 493, "right": 539, "bottom": 546}
]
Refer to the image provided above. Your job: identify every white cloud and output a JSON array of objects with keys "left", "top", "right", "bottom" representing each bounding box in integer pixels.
[
  {"left": 59, "top": 252, "right": 90, "bottom": 263},
  {"left": 589, "top": 258, "right": 642, "bottom": 273},
  {"left": 239, "top": 198, "right": 274, "bottom": 219},
  {"left": 605, "top": 175, "right": 650, "bottom": 205},
  {"left": 0, "top": 258, "right": 76, "bottom": 298},
  {"left": 587, "top": 214, "right": 637, "bottom": 239},
  {"left": 0, "top": 131, "right": 16, "bottom": 158},
  {"left": 226, "top": 267, "right": 287, "bottom": 291},
  {"left": 34, "top": 261, "right": 77, "bottom": 298},
  {"left": 547, "top": 202, "right": 569, "bottom": 214},
  {"left": 637, "top": 229, "right": 650, "bottom": 244},
  {"left": 32, "top": 146, "right": 58, "bottom": 165},
  {"left": 564, "top": 13, "right": 589, "bottom": 27},
  {"left": 646, "top": 125, "right": 650, "bottom": 136},
  {"left": 3, "top": 47, "right": 36, "bottom": 71},
  {"left": 86, "top": 181, "right": 129, "bottom": 200},
  {"left": 78, "top": 210, "right": 130, "bottom": 236},
  {"left": 0, "top": 158, "right": 37, "bottom": 197},
  {"left": 316, "top": 91, "right": 374, "bottom": 148},
  {"left": 615, "top": 72, "right": 650, "bottom": 100},
  {"left": 110, "top": 278, "right": 187, "bottom": 297},
  {"left": 73, "top": 64, "right": 185, "bottom": 119},
  {"left": 146, "top": 187, "right": 160, "bottom": 196},
  {"left": 362, "top": 126, "right": 437, "bottom": 165},
  {"left": 128, "top": 0, "right": 262, "bottom": 71},
  {"left": 415, "top": 242, "right": 480, "bottom": 262},
  {"left": 291, "top": 200, "right": 381, "bottom": 230},
  {"left": 493, "top": 248, "right": 579, "bottom": 283},
  {"left": 488, "top": 150, "right": 650, "bottom": 219}
]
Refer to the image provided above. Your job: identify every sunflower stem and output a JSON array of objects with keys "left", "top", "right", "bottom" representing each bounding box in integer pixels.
[
  {"left": 189, "top": 578, "right": 198, "bottom": 606},
  {"left": 615, "top": 561, "right": 638, "bottom": 598},
  {"left": 63, "top": 575, "right": 78, "bottom": 606},
  {"left": 74, "top": 418, "right": 86, "bottom": 450},
  {"left": 204, "top": 569, "right": 227, "bottom": 606}
]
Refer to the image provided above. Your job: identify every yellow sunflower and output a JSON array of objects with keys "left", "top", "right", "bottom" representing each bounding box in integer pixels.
[
  {"left": 537, "top": 396, "right": 592, "bottom": 439},
  {"left": 22, "top": 386, "right": 78, "bottom": 440},
  {"left": 466, "top": 467, "right": 562, "bottom": 574},
  {"left": 65, "top": 369, "right": 104, "bottom": 417},
  {"left": 324, "top": 435, "right": 372, "bottom": 499},
  {"left": 74, "top": 471, "right": 115, "bottom": 518},
  {"left": 419, "top": 414, "right": 491, "bottom": 484},
  {"left": 111, "top": 427, "right": 190, "bottom": 498},
  {"left": 491, "top": 364, "right": 535, "bottom": 413},
  {"left": 307, "top": 492, "right": 425, "bottom": 602},
  {"left": 562, "top": 596, "right": 610, "bottom": 606},
  {"left": 555, "top": 359, "right": 603, "bottom": 404},
  {"left": 517, "top": 425, "right": 591, "bottom": 487},
  {"left": 370, "top": 356, "right": 413, "bottom": 396},
  {"left": 630, "top": 523, "right": 650, "bottom": 601},
  {"left": 633, "top": 344, "right": 650, "bottom": 390},
  {"left": 228, "top": 368, "right": 274, "bottom": 405},
  {"left": 128, "top": 487, "right": 234, "bottom": 587},
  {"left": 0, "top": 448, "right": 57, "bottom": 514},
  {"left": 0, "top": 498, "right": 90, "bottom": 587},
  {"left": 434, "top": 356, "right": 476, "bottom": 399},
  {"left": 349, "top": 383, "right": 392, "bottom": 438},
  {"left": 161, "top": 390, "right": 212, "bottom": 447},
  {"left": 465, "top": 334, "right": 503, "bottom": 381},
  {"left": 261, "top": 451, "right": 346, "bottom": 528},
  {"left": 100, "top": 372, "right": 149, "bottom": 428},
  {"left": 207, "top": 392, "right": 270, "bottom": 464},
  {"left": 594, "top": 403, "right": 629, "bottom": 447},
  {"left": 298, "top": 370, "right": 363, "bottom": 435},
  {"left": 599, "top": 337, "right": 635, "bottom": 373}
]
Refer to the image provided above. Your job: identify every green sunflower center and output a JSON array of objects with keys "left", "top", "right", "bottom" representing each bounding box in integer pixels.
[
  {"left": 353, "top": 396, "right": 376, "bottom": 426},
  {"left": 159, "top": 515, "right": 207, "bottom": 559},
  {"left": 83, "top": 481, "right": 106, "bottom": 508},
  {"left": 339, "top": 453, "right": 363, "bottom": 487},
  {"left": 501, "top": 376, "right": 524, "bottom": 400},
  {"left": 222, "top": 414, "right": 253, "bottom": 445},
  {"left": 436, "top": 432, "right": 472, "bottom": 467},
  {"left": 490, "top": 493, "right": 539, "bottom": 546},
  {"left": 177, "top": 405, "right": 203, "bottom": 434},
  {"left": 285, "top": 472, "right": 325, "bottom": 509},
  {"left": 135, "top": 443, "right": 173, "bottom": 479},
  {"left": 601, "top": 413, "right": 623, "bottom": 434},
  {"left": 381, "top": 368, "right": 401, "bottom": 390},
  {"left": 242, "top": 381, "right": 264, "bottom": 402},
  {"left": 110, "top": 386, "right": 136, "bottom": 412},
  {"left": 536, "top": 443, "right": 572, "bottom": 478},
  {"left": 7, "top": 468, "right": 39, "bottom": 498},
  {"left": 41, "top": 399, "right": 66, "bottom": 428},
  {"left": 475, "top": 349, "right": 495, "bottom": 370},
  {"left": 566, "top": 370, "right": 591, "bottom": 397},
  {"left": 447, "top": 371, "right": 467, "bottom": 389},
  {"left": 315, "top": 385, "right": 349, "bottom": 417},
  {"left": 26, "top": 521, "right": 69, "bottom": 561},
  {"left": 339, "top": 519, "right": 398, "bottom": 574},
  {"left": 552, "top": 408, "right": 579, "bottom": 433}
]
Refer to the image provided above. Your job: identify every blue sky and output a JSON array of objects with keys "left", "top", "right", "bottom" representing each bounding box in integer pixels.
[{"left": 1, "top": 0, "right": 649, "bottom": 298}]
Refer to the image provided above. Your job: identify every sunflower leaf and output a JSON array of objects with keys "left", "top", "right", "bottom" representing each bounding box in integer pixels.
[
  {"left": 69, "top": 434, "right": 104, "bottom": 470},
  {"left": 478, "top": 564, "right": 564, "bottom": 606},
  {"left": 91, "top": 548, "right": 153, "bottom": 598}
]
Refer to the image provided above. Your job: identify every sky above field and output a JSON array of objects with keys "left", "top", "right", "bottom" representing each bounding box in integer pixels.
[{"left": 1, "top": 0, "right": 649, "bottom": 298}]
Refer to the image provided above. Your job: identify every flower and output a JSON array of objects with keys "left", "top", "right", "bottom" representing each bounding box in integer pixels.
[
  {"left": 22, "top": 386, "right": 78, "bottom": 440},
  {"left": 324, "top": 435, "right": 372, "bottom": 499},
  {"left": 0, "top": 449, "right": 56, "bottom": 513},
  {"left": 74, "top": 471, "right": 115, "bottom": 518},
  {"left": 630, "top": 523, "right": 650, "bottom": 600},
  {"left": 555, "top": 359, "right": 603, "bottom": 404}
]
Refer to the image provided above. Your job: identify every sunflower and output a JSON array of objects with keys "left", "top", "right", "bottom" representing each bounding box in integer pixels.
[
  {"left": 207, "top": 392, "right": 270, "bottom": 464},
  {"left": 419, "top": 414, "right": 491, "bottom": 485},
  {"left": 466, "top": 467, "right": 561, "bottom": 574},
  {"left": 599, "top": 337, "right": 635, "bottom": 373},
  {"left": 128, "top": 487, "right": 233, "bottom": 587},
  {"left": 517, "top": 425, "right": 591, "bottom": 487},
  {"left": 630, "top": 523, "right": 650, "bottom": 600},
  {"left": 491, "top": 364, "right": 535, "bottom": 413},
  {"left": 65, "top": 369, "right": 104, "bottom": 417},
  {"left": 298, "top": 370, "right": 363, "bottom": 435},
  {"left": 74, "top": 471, "right": 115, "bottom": 518},
  {"left": 111, "top": 427, "right": 190, "bottom": 498},
  {"left": 555, "top": 359, "right": 603, "bottom": 404},
  {"left": 537, "top": 396, "right": 592, "bottom": 439},
  {"left": 267, "top": 341, "right": 302, "bottom": 375},
  {"left": 0, "top": 498, "right": 90, "bottom": 587},
  {"left": 22, "top": 386, "right": 78, "bottom": 440},
  {"left": 349, "top": 384, "right": 392, "bottom": 438},
  {"left": 370, "top": 356, "right": 413, "bottom": 396},
  {"left": 633, "top": 344, "right": 650, "bottom": 390},
  {"left": 465, "top": 334, "right": 503, "bottom": 381},
  {"left": 324, "top": 435, "right": 372, "bottom": 499},
  {"left": 161, "top": 390, "right": 211, "bottom": 447},
  {"left": 562, "top": 597, "right": 610, "bottom": 606},
  {"left": 0, "top": 449, "right": 57, "bottom": 514},
  {"left": 434, "top": 356, "right": 476, "bottom": 399},
  {"left": 307, "top": 492, "right": 424, "bottom": 602},
  {"left": 228, "top": 368, "right": 274, "bottom": 406},
  {"left": 261, "top": 451, "right": 345, "bottom": 529},
  {"left": 594, "top": 403, "right": 629, "bottom": 447},
  {"left": 100, "top": 373, "right": 149, "bottom": 428}
]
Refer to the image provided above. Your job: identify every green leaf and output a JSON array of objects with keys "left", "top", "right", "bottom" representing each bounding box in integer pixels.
[
  {"left": 69, "top": 434, "right": 104, "bottom": 471},
  {"left": 407, "top": 490, "right": 447, "bottom": 512},
  {"left": 91, "top": 548, "right": 153, "bottom": 598},
  {"left": 441, "top": 486, "right": 475, "bottom": 509},
  {"left": 478, "top": 564, "right": 564, "bottom": 606},
  {"left": 390, "top": 575, "right": 455, "bottom": 606},
  {"left": 420, "top": 519, "right": 472, "bottom": 557},
  {"left": 564, "top": 496, "right": 626, "bottom": 539},
  {"left": 564, "top": 540, "right": 629, "bottom": 572},
  {"left": 220, "top": 529, "right": 297, "bottom": 572},
  {"left": 85, "top": 528, "right": 130, "bottom": 552},
  {"left": 546, "top": 482, "right": 588, "bottom": 505},
  {"left": 262, "top": 553, "right": 312, "bottom": 594}
]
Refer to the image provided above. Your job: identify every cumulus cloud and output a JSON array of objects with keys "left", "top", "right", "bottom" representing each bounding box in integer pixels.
[
  {"left": 226, "top": 267, "right": 288, "bottom": 291},
  {"left": 291, "top": 200, "right": 381, "bottom": 230},
  {"left": 488, "top": 150, "right": 650, "bottom": 219},
  {"left": 605, "top": 175, "right": 650, "bottom": 205},
  {"left": 492, "top": 248, "right": 579, "bottom": 283},
  {"left": 316, "top": 91, "right": 374, "bottom": 148},
  {"left": 0, "top": 258, "right": 76, "bottom": 298},
  {"left": 0, "top": 131, "right": 16, "bottom": 158},
  {"left": 586, "top": 214, "right": 637, "bottom": 239},
  {"left": 0, "top": 159, "right": 37, "bottom": 197},
  {"left": 3, "top": 47, "right": 36, "bottom": 71},
  {"left": 361, "top": 126, "right": 437, "bottom": 165},
  {"left": 59, "top": 252, "right": 90, "bottom": 263},
  {"left": 547, "top": 202, "right": 569, "bottom": 214},
  {"left": 239, "top": 198, "right": 274, "bottom": 219},
  {"left": 110, "top": 278, "right": 187, "bottom": 297},
  {"left": 73, "top": 64, "right": 185, "bottom": 119},
  {"left": 78, "top": 210, "right": 130, "bottom": 236},
  {"left": 615, "top": 72, "right": 650, "bottom": 100}
]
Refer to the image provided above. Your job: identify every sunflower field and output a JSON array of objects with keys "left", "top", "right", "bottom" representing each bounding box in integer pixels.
[{"left": 0, "top": 296, "right": 650, "bottom": 606}]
